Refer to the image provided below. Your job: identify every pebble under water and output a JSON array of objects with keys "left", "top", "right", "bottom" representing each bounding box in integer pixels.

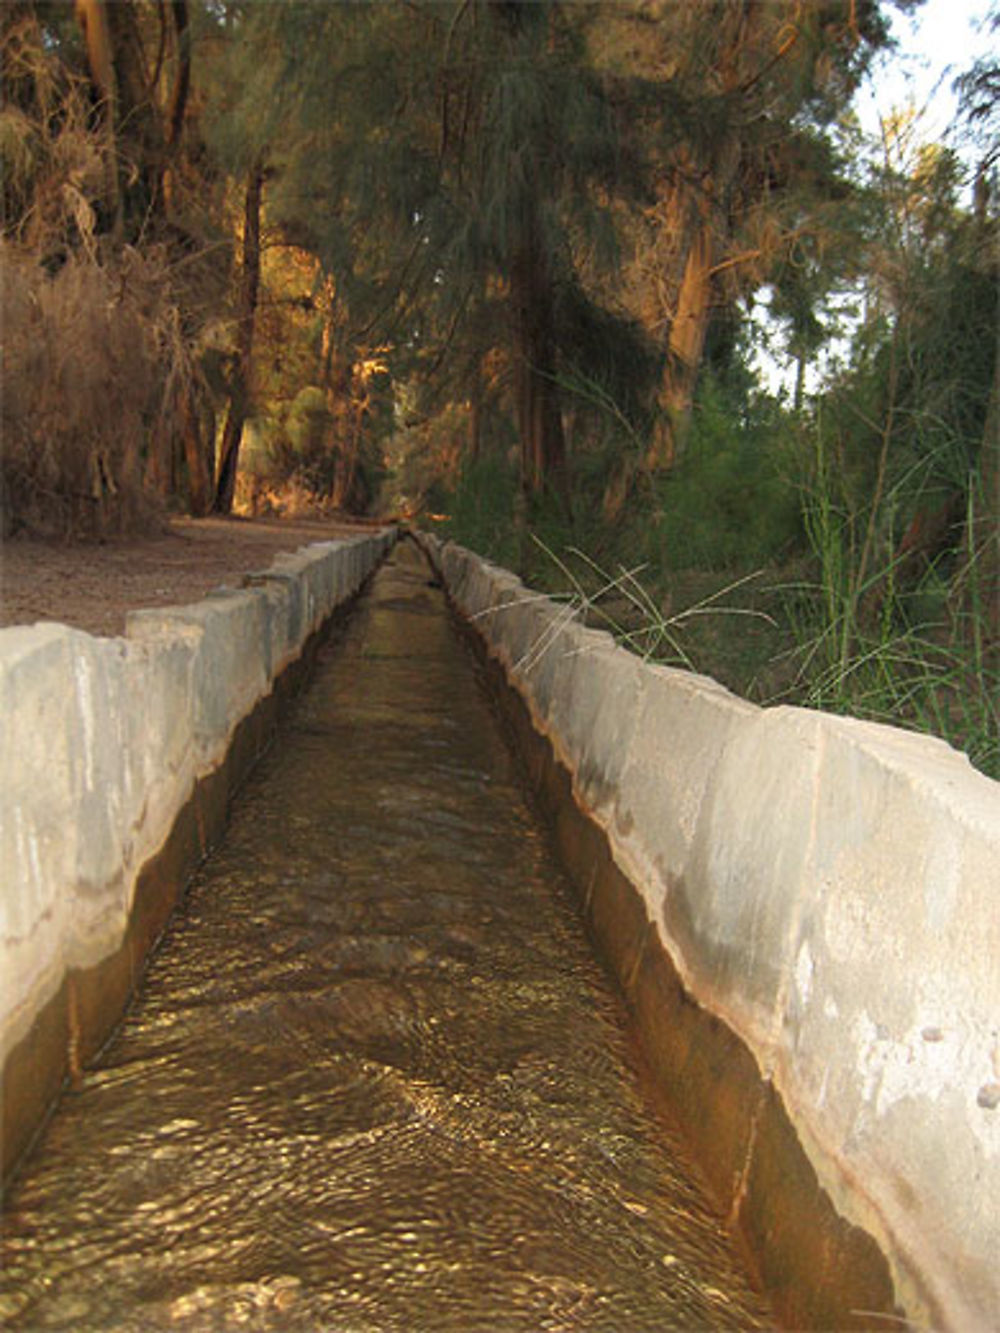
[{"left": 0, "top": 541, "right": 773, "bottom": 1331}]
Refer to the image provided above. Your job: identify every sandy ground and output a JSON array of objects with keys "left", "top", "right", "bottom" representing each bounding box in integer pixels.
[{"left": 0, "top": 515, "right": 379, "bottom": 639}]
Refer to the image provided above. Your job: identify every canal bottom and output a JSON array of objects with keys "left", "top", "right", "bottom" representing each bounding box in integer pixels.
[{"left": 0, "top": 541, "right": 773, "bottom": 1331}]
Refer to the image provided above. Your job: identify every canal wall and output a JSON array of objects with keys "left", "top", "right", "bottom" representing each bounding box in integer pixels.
[
  {"left": 0, "top": 529, "right": 396, "bottom": 1182},
  {"left": 420, "top": 533, "right": 1000, "bottom": 1333}
]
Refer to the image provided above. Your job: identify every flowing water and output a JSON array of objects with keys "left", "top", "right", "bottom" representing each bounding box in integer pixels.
[{"left": 1, "top": 542, "right": 772, "bottom": 1331}]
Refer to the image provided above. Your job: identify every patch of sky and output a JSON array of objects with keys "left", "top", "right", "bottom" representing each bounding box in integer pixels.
[{"left": 751, "top": 0, "right": 998, "bottom": 398}]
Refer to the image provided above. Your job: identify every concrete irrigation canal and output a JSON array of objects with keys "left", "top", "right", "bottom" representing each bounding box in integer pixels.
[{"left": 2, "top": 533, "right": 998, "bottom": 1330}]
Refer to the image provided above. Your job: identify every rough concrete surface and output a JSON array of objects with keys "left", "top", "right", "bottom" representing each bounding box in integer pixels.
[
  {"left": 423, "top": 534, "right": 1000, "bottom": 1333},
  {"left": 1, "top": 530, "right": 395, "bottom": 1175}
]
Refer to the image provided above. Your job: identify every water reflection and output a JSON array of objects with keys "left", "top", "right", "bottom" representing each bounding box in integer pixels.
[{"left": 1, "top": 542, "right": 772, "bottom": 1330}]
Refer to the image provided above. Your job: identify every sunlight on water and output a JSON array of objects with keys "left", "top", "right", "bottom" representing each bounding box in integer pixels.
[{"left": 1, "top": 542, "right": 772, "bottom": 1331}]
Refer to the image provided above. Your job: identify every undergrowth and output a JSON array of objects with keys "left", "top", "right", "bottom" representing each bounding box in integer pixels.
[
  {"left": 0, "top": 11, "right": 220, "bottom": 538},
  {"left": 433, "top": 441, "right": 998, "bottom": 780},
  {"left": 1, "top": 245, "right": 169, "bottom": 538}
]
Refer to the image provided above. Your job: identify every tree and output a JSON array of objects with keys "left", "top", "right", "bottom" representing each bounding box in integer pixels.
[
  {"left": 0, "top": 1, "right": 219, "bottom": 533},
  {"left": 72, "top": 0, "right": 192, "bottom": 241},
  {"left": 598, "top": 0, "right": 907, "bottom": 464},
  {"left": 196, "top": 2, "right": 407, "bottom": 512},
  {"left": 212, "top": 1, "right": 660, "bottom": 512},
  {"left": 213, "top": 164, "right": 263, "bottom": 513},
  {"left": 429, "top": 1, "right": 661, "bottom": 508}
]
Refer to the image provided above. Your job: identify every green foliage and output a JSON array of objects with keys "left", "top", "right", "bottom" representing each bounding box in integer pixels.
[
  {"left": 261, "top": 387, "right": 337, "bottom": 495},
  {"left": 6, "top": 0, "right": 994, "bottom": 778},
  {"left": 244, "top": 383, "right": 387, "bottom": 514},
  {"left": 385, "top": 402, "right": 476, "bottom": 517},
  {"left": 438, "top": 452, "right": 521, "bottom": 570},
  {"left": 553, "top": 284, "right": 663, "bottom": 434},
  {"left": 758, "top": 102, "right": 999, "bottom": 777},
  {"left": 529, "top": 539, "right": 776, "bottom": 673},
  {"left": 781, "top": 443, "right": 999, "bottom": 778},
  {"left": 649, "top": 375, "right": 803, "bottom": 571}
]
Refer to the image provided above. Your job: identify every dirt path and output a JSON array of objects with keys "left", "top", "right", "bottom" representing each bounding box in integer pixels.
[{"left": 0, "top": 516, "right": 380, "bottom": 639}]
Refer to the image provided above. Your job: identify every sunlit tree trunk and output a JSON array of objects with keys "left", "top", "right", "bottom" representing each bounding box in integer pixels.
[
  {"left": 73, "top": 0, "right": 121, "bottom": 233},
  {"left": 214, "top": 167, "right": 263, "bottom": 514},
  {"left": 649, "top": 126, "right": 743, "bottom": 465},
  {"left": 76, "top": 0, "right": 167, "bottom": 239},
  {"left": 642, "top": 1, "right": 769, "bottom": 468},
  {"left": 661, "top": 226, "right": 714, "bottom": 413}
]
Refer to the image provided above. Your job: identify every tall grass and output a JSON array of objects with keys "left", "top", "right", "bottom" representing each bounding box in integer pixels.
[
  {"left": 441, "top": 462, "right": 997, "bottom": 781},
  {"left": 442, "top": 453, "right": 522, "bottom": 570},
  {"left": 778, "top": 430, "right": 999, "bottom": 777},
  {"left": 526, "top": 539, "right": 774, "bottom": 670},
  {"left": 431, "top": 373, "right": 996, "bottom": 778}
]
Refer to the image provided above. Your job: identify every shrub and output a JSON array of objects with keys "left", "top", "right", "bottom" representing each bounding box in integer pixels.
[
  {"left": 651, "top": 375, "right": 803, "bottom": 571},
  {"left": 0, "top": 244, "right": 181, "bottom": 537},
  {"left": 439, "top": 452, "right": 520, "bottom": 568}
]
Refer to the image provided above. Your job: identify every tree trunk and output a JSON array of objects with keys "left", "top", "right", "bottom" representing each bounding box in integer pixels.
[
  {"left": 144, "top": 419, "right": 174, "bottom": 499},
  {"left": 510, "top": 230, "right": 569, "bottom": 509},
  {"left": 645, "top": 1, "right": 759, "bottom": 468},
  {"left": 338, "top": 395, "right": 368, "bottom": 514},
  {"left": 162, "top": 0, "right": 191, "bottom": 211},
  {"left": 75, "top": 0, "right": 170, "bottom": 240},
  {"left": 660, "top": 222, "right": 714, "bottom": 416},
  {"left": 73, "top": 0, "right": 121, "bottom": 234},
  {"left": 469, "top": 375, "right": 482, "bottom": 462},
  {"left": 652, "top": 130, "right": 743, "bottom": 465},
  {"left": 330, "top": 366, "right": 358, "bottom": 511},
  {"left": 106, "top": 0, "right": 164, "bottom": 236},
  {"left": 213, "top": 167, "right": 263, "bottom": 514},
  {"left": 490, "top": 0, "right": 569, "bottom": 511},
  {"left": 167, "top": 1, "right": 191, "bottom": 148},
  {"left": 322, "top": 323, "right": 356, "bottom": 512},
  {"left": 182, "top": 382, "right": 212, "bottom": 516},
  {"left": 641, "top": 175, "right": 702, "bottom": 469},
  {"left": 951, "top": 346, "right": 1000, "bottom": 670},
  {"left": 794, "top": 348, "right": 807, "bottom": 411}
]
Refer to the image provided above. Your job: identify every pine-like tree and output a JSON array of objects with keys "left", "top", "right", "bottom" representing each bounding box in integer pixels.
[{"left": 598, "top": 0, "right": 904, "bottom": 464}]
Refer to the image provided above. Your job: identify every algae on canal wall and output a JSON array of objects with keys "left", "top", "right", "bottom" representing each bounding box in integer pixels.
[
  {"left": 0, "top": 530, "right": 396, "bottom": 1181},
  {"left": 419, "top": 532, "right": 1000, "bottom": 1333}
]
